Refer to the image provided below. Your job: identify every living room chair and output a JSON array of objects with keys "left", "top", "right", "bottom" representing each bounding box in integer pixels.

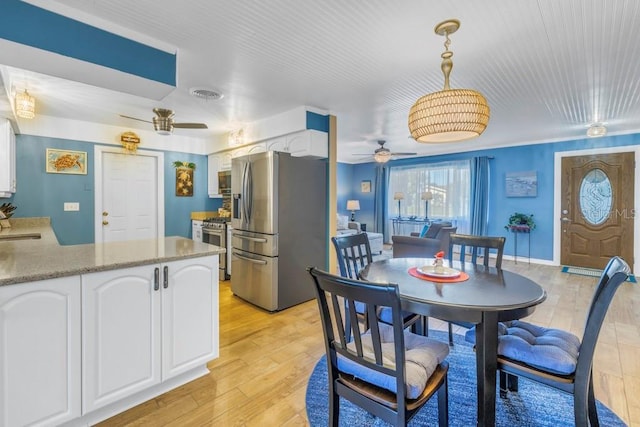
[
  {"left": 446, "top": 234, "right": 506, "bottom": 345},
  {"left": 391, "top": 222, "right": 457, "bottom": 258},
  {"left": 496, "top": 256, "right": 630, "bottom": 426},
  {"left": 307, "top": 267, "right": 449, "bottom": 426},
  {"left": 331, "top": 234, "right": 421, "bottom": 337}
]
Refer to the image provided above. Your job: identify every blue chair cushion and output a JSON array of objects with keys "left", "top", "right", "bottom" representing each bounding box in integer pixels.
[
  {"left": 337, "top": 323, "right": 449, "bottom": 399},
  {"left": 464, "top": 323, "right": 509, "bottom": 344},
  {"left": 419, "top": 224, "right": 430, "bottom": 238},
  {"left": 497, "top": 320, "right": 581, "bottom": 375}
]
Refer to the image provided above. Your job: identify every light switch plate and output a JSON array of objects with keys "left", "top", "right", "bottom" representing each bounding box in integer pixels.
[{"left": 64, "top": 202, "right": 80, "bottom": 211}]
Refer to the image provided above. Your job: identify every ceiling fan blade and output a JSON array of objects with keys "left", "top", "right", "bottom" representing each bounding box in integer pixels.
[
  {"left": 351, "top": 153, "right": 375, "bottom": 156},
  {"left": 391, "top": 152, "right": 418, "bottom": 156},
  {"left": 120, "top": 114, "right": 152, "bottom": 124},
  {"left": 173, "top": 123, "right": 208, "bottom": 129}
]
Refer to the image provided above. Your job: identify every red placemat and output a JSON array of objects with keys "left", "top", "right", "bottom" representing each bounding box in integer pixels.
[{"left": 408, "top": 267, "right": 470, "bottom": 283}]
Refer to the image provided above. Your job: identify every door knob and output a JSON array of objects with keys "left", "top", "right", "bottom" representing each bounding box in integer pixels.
[
  {"left": 561, "top": 217, "right": 571, "bottom": 222},
  {"left": 102, "top": 211, "right": 108, "bottom": 216},
  {"left": 102, "top": 220, "right": 109, "bottom": 225}
]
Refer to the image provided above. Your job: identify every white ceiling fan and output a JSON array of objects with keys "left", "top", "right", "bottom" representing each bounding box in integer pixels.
[
  {"left": 352, "top": 140, "right": 417, "bottom": 163},
  {"left": 120, "top": 108, "right": 208, "bottom": 135}
]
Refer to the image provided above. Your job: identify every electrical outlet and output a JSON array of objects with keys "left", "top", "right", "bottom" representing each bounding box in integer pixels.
[{"left": 64, "top": 202, "right": 80, "bottom": 211}]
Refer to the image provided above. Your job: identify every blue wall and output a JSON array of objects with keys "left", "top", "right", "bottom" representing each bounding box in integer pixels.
[
  {"left": 341, "top": 133, "right": 640, "bottom": 261},
  {"left": 8, "top": 135, "right": 220, "bottom": 245}
]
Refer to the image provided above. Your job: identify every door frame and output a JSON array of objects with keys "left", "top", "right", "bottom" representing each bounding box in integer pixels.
[
  {"left": 553, "top": 145, "right": 640, "bottom": 271},
  {"left": 94, "top": 145, "right": 165, "bottom": 243}
]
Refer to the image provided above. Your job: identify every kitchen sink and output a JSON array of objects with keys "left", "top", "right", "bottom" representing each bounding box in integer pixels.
[{"left": 0, "top": 233, "right": 42, "bottom": 241}]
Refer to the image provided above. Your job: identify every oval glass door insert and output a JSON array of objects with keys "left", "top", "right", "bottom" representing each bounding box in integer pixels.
[{"left": 579, "top": 168, "right": 612, "bottom": 225}]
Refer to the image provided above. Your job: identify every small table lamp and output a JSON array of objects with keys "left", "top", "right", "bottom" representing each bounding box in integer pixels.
[
  {"left": 393, "top": 192, "right": 404, "bottom": 218},
  {"left": 421, "top": 191, "right": 433, "bottom": 220},
  {"left": 346, "top": 200, "right": 360, "bottom": 221}
]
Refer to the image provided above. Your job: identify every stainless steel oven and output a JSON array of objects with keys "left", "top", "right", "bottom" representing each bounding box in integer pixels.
[{"left": 203, "top": 219, "right": 230, "bottom": 280}]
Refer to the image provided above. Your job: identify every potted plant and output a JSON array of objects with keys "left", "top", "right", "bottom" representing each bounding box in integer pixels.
[{"left": 505, "top": 212, "right": 535, "bottom": 232}]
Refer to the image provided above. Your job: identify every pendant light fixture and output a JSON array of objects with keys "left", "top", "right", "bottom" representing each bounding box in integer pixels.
[
  {"left": 15, "top": 89, "right": 36, "bottom": 119},
  {"left": 408, "top": 19, "right": 490, "bottom": 143}
]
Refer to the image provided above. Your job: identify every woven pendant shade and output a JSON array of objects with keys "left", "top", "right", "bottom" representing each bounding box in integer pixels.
[
  {"left": 409, "top": 88, "right": 490, "bottom": 143},
  {"left": 409, "top": 19, "right": 490, "bottom": 143}
]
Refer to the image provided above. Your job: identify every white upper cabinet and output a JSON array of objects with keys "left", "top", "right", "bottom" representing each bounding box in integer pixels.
[
  {"left": 0, "top": 119, "right": 16, "bottom": 198},
  {"left": 265, "top": 130, "right": 327, "bottom": 158},
  {"left": 207, "top": 154, "right": 222, "bottom": 198}
]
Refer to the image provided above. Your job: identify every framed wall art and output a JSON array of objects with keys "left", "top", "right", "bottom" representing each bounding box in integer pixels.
[
  {"left": 46, "top": 149, "right": 87, "bottom": 174},
  {"left": 505, "top": 170, "right": 537, "bottom": 197},
  {"left": 361, "top": 180, "right": 371, "bottom": 193}
]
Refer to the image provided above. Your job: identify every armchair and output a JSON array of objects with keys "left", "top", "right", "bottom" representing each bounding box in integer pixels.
[{"left": 391, "top": 222, "right": 457, "bottom": 258}]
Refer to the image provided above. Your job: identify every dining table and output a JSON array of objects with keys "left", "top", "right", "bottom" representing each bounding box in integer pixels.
[{"left": 360, "top": 257, "right": 547, "bottom": 427}]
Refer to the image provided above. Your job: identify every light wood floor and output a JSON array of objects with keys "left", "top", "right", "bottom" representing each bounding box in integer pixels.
[{"left": 98, "top": 260, "right": 640, "bottom": 426}]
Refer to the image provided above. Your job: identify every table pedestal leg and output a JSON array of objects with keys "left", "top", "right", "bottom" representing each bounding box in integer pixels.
[{"left": 475, "top": 311, "right": 498, "bottom": 427}]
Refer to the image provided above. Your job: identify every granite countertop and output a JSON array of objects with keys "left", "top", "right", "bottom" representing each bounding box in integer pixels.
[{"left": 0, "top": 218, "right": 225, "bottom": 287}]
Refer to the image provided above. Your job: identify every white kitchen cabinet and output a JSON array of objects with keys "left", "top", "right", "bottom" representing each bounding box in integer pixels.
[
  {"left": 265, "top": 130, "right": 327, "bottom": 158},
  {"left": 0, "top": 119, "right": 16, "bottom": 198},
  {"left": 207, "top": 154, "right": 223, "bottom": 198},
  {"left": 0, "top": 276, "right": 81, "bottom": 427},
  {"left": 82, "top": 256, "right": 218, "bottom": 413},
  {"left": 219, "top": 151, "right": 233, "bottom": 171}
]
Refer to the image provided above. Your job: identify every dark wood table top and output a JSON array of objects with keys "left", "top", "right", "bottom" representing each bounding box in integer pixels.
[{"left": 361, "top": 257, "right": 546, "bottom": 316}]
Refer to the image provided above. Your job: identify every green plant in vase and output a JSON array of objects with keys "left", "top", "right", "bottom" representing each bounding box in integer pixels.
[{"left": 505, "top": 212, "right": 535, "bottom": 231}]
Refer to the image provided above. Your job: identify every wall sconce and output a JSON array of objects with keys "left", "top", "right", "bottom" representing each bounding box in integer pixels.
[
  {"left": 393, "top": 192, "right": 404, "bottom": 218},
  {"left": 15, "top": 89, "right": 36, "bottom": 119},
  {"left": 120, "top": 131, "right": 141, "bottom": 154},
  {"left": 346, "top": 200, "right": 360, "bottom": 221},
  {"left": 421, "top": 191, "right": 433, "bottom": 220},
  {"left": 229, "top": 129, "right": 244, "bottom": 146}
]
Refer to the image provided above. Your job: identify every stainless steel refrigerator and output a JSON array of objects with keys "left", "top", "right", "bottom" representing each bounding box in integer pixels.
[{"left": 230, "top": 151, "right": 327, "bottom": 311}]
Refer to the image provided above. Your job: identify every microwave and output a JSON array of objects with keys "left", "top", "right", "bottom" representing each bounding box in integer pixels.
[{"left": 218, "top": 170, "right": 231, "bottom": 195}]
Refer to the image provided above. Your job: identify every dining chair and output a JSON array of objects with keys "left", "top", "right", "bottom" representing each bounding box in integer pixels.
[
  {"left": 307, "top": 267, "right": 449, "bottom": 426},
  {"left": 331, "top": 234, "right": 422, "bottom": 337},
  {"left": 496, "top": 256, "right": 630, "bottom": 426},
  {"left": 446, "top": 234, "right": 506, "bottom": 345}
]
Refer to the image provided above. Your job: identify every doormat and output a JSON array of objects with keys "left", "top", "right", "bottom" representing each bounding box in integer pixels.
[{"left": 561, "top": 266, "right": 637, "bottom": 283}]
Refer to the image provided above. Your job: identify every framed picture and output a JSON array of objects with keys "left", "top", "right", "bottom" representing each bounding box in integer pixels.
[
  {"left": 506, "top": 170, "right": 537, "bottom": 197},
  {"left": 46, "top": 149, "right": 87, "bottom": 174},
  {"left": 175, "top": 167, "right": 194, "bottom": 197},
  {"left": 361, "top": 180, "right": 371, "bottom": 193}
]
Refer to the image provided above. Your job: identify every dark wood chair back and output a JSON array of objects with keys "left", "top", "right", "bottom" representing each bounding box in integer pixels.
[
  {"left": 307, "top": 267, "right": 448, "bottom": 426},
  {"left": 448, "top": 233, "right": 506, "bottom": 268},
  {"left": 498, "top": 256, "right": 630, "bottom": 426},
  {"left": 332, "top": 233, "right": 373, "bottom": 279}
]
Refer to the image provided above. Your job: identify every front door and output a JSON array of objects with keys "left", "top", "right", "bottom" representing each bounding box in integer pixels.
[
  {"left": 560, "top": 152, "right": 634, "bottom": 269},
  {"left": 95, "top": 147, "right": 163, "bottom": 243}
]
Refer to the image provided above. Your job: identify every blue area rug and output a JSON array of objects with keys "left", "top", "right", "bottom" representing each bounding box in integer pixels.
[
  {"left": 305, "top": 331, "right": 626, "bottom": 426},
  {"left": 562, "top": 265, "right": 637, "bottom": 283}
]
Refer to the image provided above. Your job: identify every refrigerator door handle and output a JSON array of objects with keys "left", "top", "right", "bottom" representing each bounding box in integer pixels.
[
  {"left": 246, "top": 162, "right": 253, "bottom": 221},
  {"left": 232, "top": 251, "right": 268, "bottom": 265},
  {"left": 241, "top": 162, "right": 249, "bottom": 221},
  {"left": 232, "top": 233, "right": 268, "bottom": 243}
]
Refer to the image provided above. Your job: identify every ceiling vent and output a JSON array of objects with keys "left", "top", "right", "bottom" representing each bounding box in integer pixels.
[{"left": 189, "top": 87, "right": 224, "bottom": 101}]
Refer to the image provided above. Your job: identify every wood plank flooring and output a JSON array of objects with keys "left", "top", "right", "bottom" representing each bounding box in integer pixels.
[{"left": 98, "top": 260, "right": 640, "bottom": 426}]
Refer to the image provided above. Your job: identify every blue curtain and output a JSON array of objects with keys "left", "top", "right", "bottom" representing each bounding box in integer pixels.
[
  {"left": 373, "top": 165, "right": 388, "bottom": 240},
  {"left": 470, "top": 156, "right": 490, "bottom": 235}
]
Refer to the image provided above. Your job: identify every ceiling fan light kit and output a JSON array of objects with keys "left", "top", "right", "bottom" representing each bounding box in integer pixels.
[
  {"left": 408, "top": 19, "right": 490, "bottom": 143},
  {"left": 587, "top": 123, "right": 607, "bottom": 138}
]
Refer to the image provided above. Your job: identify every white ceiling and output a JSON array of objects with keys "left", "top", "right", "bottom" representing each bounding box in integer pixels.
[{"left": 2, "top": 0, "right": 640, "bottom": 162}]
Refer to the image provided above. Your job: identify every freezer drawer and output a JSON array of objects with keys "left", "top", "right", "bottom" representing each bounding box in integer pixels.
[
  {"left": 231, "top": 249, "right": 278, "bottom": 311},
  {"left": 232, "top": 229, "right": 278, "bottom": 257}
]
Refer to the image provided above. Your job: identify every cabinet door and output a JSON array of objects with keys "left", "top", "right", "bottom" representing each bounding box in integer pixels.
[
  {"left": 0, "top": 119, "right": 16, "bottom": 196},
  {"left": 0, "top": 276, "right": 81, "bottom": 427},
  {"left": 207, "top": 154, "right": 222, "bottom": 198},
  {"left": 219, "top": 152, "right": 233, "bottom": 170},
  {"left": 265, "top": 136, "right": 288, "bottom": 152},
  {"left": 161, "top": 256, "right": 219, "bottom": 380},
  {"left": 246, "top": 142, "right": 266, "bottom": 155},
  {"left": 82, "top": 265, "right": 161, "bottom": 413},
  {"left": 286, "top": 130, "right": 328, "bottom": 158}
]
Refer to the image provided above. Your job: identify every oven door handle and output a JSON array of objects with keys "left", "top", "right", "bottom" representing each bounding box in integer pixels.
[
  {"left": 232, "top": 251, "right": 268, "bottom": 265},
  {"left": 232, "top": 233, "right": 267, "bottom": 243},
  {"left": 203, "top": 229, "right": 224, "bottom": 235}
]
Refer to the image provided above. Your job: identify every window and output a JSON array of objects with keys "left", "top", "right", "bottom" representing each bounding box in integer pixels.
[{"left": 389, "top": 160, "right": 471, "bottom": 234}]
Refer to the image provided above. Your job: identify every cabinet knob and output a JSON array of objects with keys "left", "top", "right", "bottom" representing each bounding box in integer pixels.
[
  {"left": 102, "top": 211, "right": 109, "bottom": 216},
  {"left": 102, "top": 220, "right": 109, "bottom": 226}
]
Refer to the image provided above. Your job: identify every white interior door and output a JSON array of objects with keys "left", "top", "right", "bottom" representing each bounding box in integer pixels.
[{"left": 95, "top": 147, "right": 164, "bottom": 243}]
